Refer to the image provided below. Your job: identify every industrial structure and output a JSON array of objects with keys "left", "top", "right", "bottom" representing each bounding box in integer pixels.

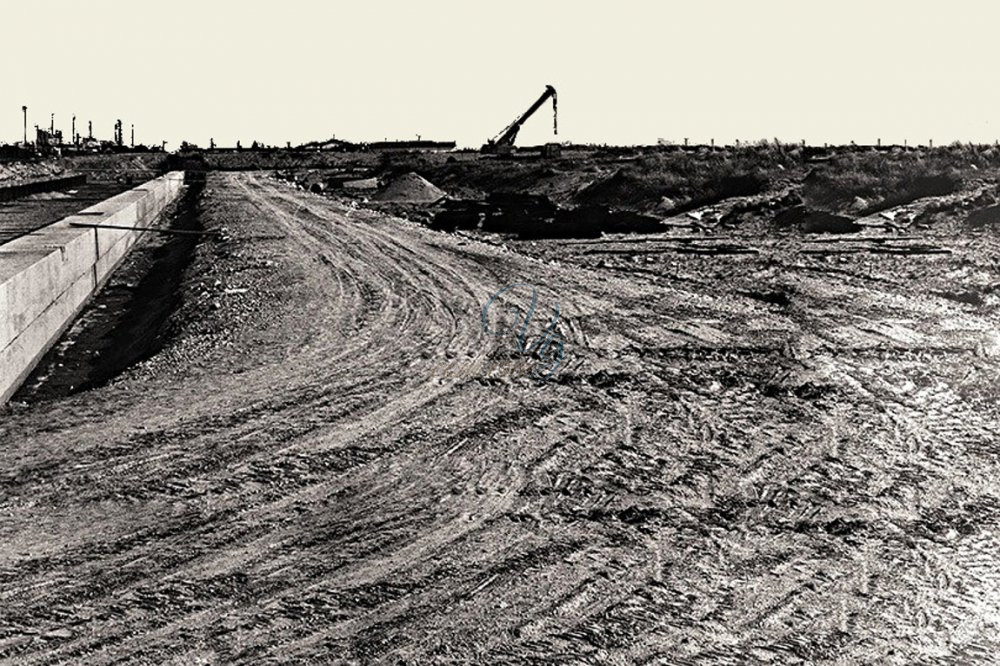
[
  {"left": 8, "top": 106, "right": 160, "bottom": 156},
  {"left": 482, "top": 85, "right": 560, "bottom": 157}
]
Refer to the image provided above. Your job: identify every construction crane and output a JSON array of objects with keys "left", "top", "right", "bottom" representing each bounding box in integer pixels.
[{"left": 482, "top": 85, "right": 558, "bottom": 155}]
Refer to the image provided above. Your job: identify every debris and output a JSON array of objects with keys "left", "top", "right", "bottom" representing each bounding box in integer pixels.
[
  {"left": 774, "top": 205, "right": 862, "bottom": 233},
  {"left": 42, "top": 628, "right": 73, "bottom": 640},
  {"left": 68, "top": 222, "right": 213, "bottom": 236},
  {"left": 343, "top": 177, "right": 379, "bottom": 190}
]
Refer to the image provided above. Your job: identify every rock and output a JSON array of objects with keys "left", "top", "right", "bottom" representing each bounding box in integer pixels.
[
  {"left": 343, "top": 177, "right": 379, "bottom": 190},
  {"left": 847, "top": 196, "right": 869, "bottom": 213},
  {"left": 42, "top": 628, "right": 73, "bottom": 640},
  {"left": 655, "top": 196, "right": 677, "bottom": 212}
]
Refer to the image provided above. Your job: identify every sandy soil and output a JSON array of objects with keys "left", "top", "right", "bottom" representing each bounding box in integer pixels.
[{"left": 2, "top": 171, "right": 1000, "bottom": 664}]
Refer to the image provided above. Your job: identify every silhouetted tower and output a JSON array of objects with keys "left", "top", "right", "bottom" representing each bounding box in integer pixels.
[
  {"left": 88, "top": 121, "right": 93, "bottom": 140},
  {"left": 72, "top": 115, "right": 76, "bottom": 147},
  {"left": 114, "top": 119, "right": 123, "bottom": 146},
  {"left": 21, "top": 106, "right": 27, "bottom": 145},
  {"left": 130, "top": 124, "right": 134, "bottom": 148}
]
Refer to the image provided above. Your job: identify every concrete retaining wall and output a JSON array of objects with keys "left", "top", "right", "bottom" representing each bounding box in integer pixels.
[{"left": 0, "top": 171, "right": 184, "bottom": 403}]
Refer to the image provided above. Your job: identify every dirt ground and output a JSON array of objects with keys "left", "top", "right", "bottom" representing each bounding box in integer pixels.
[{"left": 3, "top": 166, "right": 1000, "bottom": 664}]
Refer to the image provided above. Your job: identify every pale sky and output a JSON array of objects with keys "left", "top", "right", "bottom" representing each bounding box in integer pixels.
[{"left": 2, "top": 1, "right": 998, "bottom": 149}]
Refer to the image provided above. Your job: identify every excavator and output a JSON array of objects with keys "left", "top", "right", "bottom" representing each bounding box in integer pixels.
[{"left": 482, "top": 85, "right": 559, "bottom": 157}]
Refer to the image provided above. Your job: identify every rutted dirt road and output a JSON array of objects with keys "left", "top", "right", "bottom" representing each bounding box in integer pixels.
[{"left": 2, "top": 172, "right": 1000, "bottom": 664}]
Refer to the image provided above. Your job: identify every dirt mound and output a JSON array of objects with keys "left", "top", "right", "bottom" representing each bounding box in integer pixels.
[
  {"left": 373, "top": 172, "right": 445, "bottom": 203},
  {"left": 575, "top": 169, "right": 664, "bottom": 209},
  {"left": 576, "top": 169, "right": 768, "bottom": 216},
  {"left": 803, "top": 167, "right": 961, "bottom": 214}
]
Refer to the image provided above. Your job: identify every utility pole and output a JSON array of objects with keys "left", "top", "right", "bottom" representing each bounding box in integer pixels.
[
  {"left": 72, "top": 115, "right": 76, "bottom": 147},
  {"left": 50, "top": 113, "right": 54, "bottom": 134},
  {"left": 21, "top": 106, "right": 27, "bottom": 145},
  {"left": 130, "top": 124, "right": 134, "bottom": 148}
]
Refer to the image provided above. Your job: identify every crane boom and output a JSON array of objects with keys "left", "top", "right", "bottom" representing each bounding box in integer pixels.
[{"left": 483, "top": 85, "right": 557, "bottom": 152}]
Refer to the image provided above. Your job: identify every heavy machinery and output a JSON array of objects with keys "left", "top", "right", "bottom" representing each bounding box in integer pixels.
[{"left": 482, "top": 85, "right": 558, "bottom": 156}]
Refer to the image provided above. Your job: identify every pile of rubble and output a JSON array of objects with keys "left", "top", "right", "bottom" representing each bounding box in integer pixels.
[
  {"left": 430, "top": 191, "right": 662, "bottom": 239},
  {"left": 0, "top": 160, "right": 65, "bottom": 184}
]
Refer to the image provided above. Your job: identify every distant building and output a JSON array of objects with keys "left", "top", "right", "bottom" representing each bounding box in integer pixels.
[{"left": 367, "top": 140, "right": 456, "bottom": 151}]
